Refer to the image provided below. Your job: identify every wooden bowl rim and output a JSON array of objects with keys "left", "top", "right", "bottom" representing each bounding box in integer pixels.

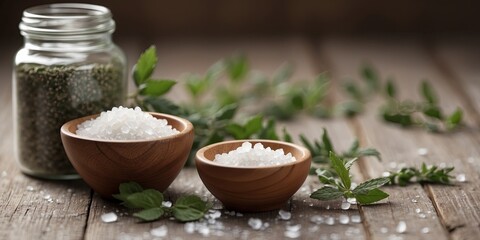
[
  {"left": 60, "top": 112, "right": 193, "bottom": 143},
  {"left": 195, "top": 139, "right": 311, "bottom": 169}
]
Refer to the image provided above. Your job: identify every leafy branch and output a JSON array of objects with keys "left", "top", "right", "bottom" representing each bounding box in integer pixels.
[
  {"left": 381, "top": 80, "right": 463, "bottom": 132},
  {"left": 310, "top": 152, "right": 390, "bottom": 204},
  {"left": 113, "top": 182, "right": 210, "bottom": 222},
  {"left": 387, "top": 163, "right": 455, "bottom": 186},
  {"left": 300, "top": 128, "right": 380, "bottom": 174}
]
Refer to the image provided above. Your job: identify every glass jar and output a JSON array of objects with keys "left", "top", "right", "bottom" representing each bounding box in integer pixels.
[{"left": 13, "top": 3, "right": 127, "bottom": 179}]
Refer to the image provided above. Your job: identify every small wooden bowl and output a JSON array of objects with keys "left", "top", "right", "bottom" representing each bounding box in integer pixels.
[
  {"left": 60, "top": 112, "right": 194, "bottom": 198},
  {"left": 195, "top": 140, "right": 311, "bottom": 212}
]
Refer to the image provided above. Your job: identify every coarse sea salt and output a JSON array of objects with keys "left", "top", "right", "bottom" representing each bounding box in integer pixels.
[
  {"left": 213, "top": 142, "right": 296, "bottom": 167},
  {"left": 76, "top": 106, "right": 179, "bottom": 140}
]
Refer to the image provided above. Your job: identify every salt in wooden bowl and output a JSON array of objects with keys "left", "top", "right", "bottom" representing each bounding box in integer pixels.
[
  {"left": 195, "top": 140, "right": 311, "bottom": 212},
  {"left": 60, "top": 112, "right": 194, "bottom": 198}
]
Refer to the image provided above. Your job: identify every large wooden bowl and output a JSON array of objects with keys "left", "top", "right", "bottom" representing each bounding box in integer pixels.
[
  {"left": 60, "top": 112, "right": 194, "bottom": 198},
  {"left": 195, "top": 140, "right": 311, "bottom": 212}
]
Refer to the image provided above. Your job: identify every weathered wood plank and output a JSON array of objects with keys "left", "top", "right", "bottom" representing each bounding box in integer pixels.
[
  {"left": 0, "top": 46, "right": 91, "bottom": 240},
  {"left": 321, "top": 37, "right": 480, "bottom": 240},
  {"left": 431, "top": 38, "right": 480, "bottom": 126}
]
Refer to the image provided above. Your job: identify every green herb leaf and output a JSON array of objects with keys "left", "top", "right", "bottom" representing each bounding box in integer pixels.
[
  {"left": 226, "top": 55, "right": 248, "bottom": 82},
  {"left": 360, "top": 64, "right": 380, "bottom": 92},
  {"left": 386, "top": 79, "right": 396, "bottom": 98},
  {"left": 172, "top": 195, "right": 209, "bottom": 222},
  {"left": 322, "top": 128, "right": 334, "bottom": 154},
  {"left": 344, "top": 158, "right": 358, "bottom": 171},
  {"left": 282, "top": 127, "right": 292, "bottom": 142},
  {"left": 225, "top": 123, "right": 245, "bottom": 139},
  {"left": 446, "top": 108, "right": 463, "bottom": 129},
  {"left": 421, "top": 81, "right": 437, "bottom": 104},
  {"left": 113, "top": 181, "right": 144, "bottom": 202},
  {"left": 133, "top": 207, "right": 164, "bottom": 221},
  {"left": 126, "top": 189, "right": 163, "bottom": 209},
  {"left": 329, "top": 152, "right": 351, "bottom": 190},
  {"left": 352, "top": 177, "right": 391, "bottom": 195},
  {"left": 215, "top": 104, "right": 238, "bottom": 121},
  {"left": 258, "top": 119, "right": 279, "bottom": 140},
  {"left": 144, "top": 97, "right": 180, "bottom": 115},
  {"left": 140, "top": 79, "right": 176, "bottom": 96},
  {"left": 343, "top": 82, "right": 363, "bottom": 101},
  {"left": 355, "top": 188, "right": 389, "bottom": 204},
  {"left": 356, "top": 148, "right": 382, "bottom": 161},
  {"left": 310, "top": 186, "right": 344, "bottom": 201},
  {"left": 133, "top": 46, "right": 157, "bottom": 86},
  {"left": 423, "top": 105, "right": 443, "bottom": 120},
  {"left": 382, "top": 112, "right": 413, "bottom": 127}
]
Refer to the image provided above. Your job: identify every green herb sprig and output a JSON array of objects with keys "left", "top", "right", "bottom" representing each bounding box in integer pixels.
[
  {"left": 310, "top": 152, "right": 390, "bottom": 204},
  {"left": 113, "top": 182, "right": 210, "bottom": 222},
  {"left": 381, "top": 80, "right": 463, "bottom": 132},
  {"left": 301, "top": 128, "right": 381, "bottom": 174},
  {"left": 387, "top": 163, "right": 455, "bottom": 186}
]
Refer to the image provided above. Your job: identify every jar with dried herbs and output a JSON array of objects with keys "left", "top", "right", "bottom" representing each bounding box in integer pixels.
[{"left": 13, "top": 3, "right": 127, "bottom": 179}]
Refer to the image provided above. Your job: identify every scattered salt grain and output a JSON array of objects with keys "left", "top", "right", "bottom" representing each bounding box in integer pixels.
[
  {"left": 162, "top": 201, "right": 172, "bottom": 208},
  {"left": 209, "top": 210, "right": 222, "bottom": 219},
  {"left": 339, "top": 215, "right": 350, "bottom": 224},
  {"left": 248, "top": 218, "right": 263, "bottom": 230},
  {"left": 184, "top": 222, "right": 195, "bottom": 234},
  {"left": 351, "top": 215, "right": 362, "bottom": 223},
  {"left": 417, "top": 148, "right": 428, "bottom": 156},
  {"left": 278, "top": 210, "right": 292, "bottom": 220},
  {"left": 310, "top": 215, "right": 323, "bottom": 224},
  {"left": 347, "top": 197, "right": 357, "bottom": 205},
  {"left": 456, "top": 173, "right": 466, "bottom": 182},
  {"left": 325, "top": 216, "right": 335, "bottom": 225},
  {"left": 284, "top": 230, "right": 301, "bottom": 239},
  {"left": 76, "top": 106, "right": 179, "bottom": 140},
  {"left": 341, "top": 201, "right": 351, "bottom": 210},
  {"left": 26, "top": 186, "right": 35, "bottom": 192},
  {"left": 150, "top": 225, "right": 168, "bottom": 237},
  {"left": 213, "top": 142, "right": 296, "bottom": 167},
  {"left": 101, "top": 212, "right": 118, "bottom": 223},
  {"left": 421, "top": 227, "right": 430, "bottom": 234},
  {"left": 396, "top": 221, "right": 407, "bottom": 233}
]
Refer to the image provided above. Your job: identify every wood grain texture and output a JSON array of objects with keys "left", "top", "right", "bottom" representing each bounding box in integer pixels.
[{"left": 321, "top": 37, "right": 480, "bottom": 240}]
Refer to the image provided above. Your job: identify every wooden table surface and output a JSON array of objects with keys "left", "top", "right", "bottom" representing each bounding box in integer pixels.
[{"left": 1, "top": 36, "right": 479, "bottom": 240}]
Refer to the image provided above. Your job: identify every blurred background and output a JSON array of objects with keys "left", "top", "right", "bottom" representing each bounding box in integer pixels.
[{"left": 1, "top": 0, "right": 479, "bottom": 44}]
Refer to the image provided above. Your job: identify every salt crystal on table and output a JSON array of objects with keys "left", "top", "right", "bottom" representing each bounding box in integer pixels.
[
  {"left": 341, "top": 201, "right": 351, "bottom": 210},
  {"left": 396, "top": 221, "right": 407, "bottom": 233},
  {"left": 351, "top": 215, "right": 362, "bottom": 223},
  {"left": 184, "top": 222, "right": 195, "bottom": 234},
  {"left": 248, "top": 218, "right": 263, "bottom": 230},
  {"left": 101, "top": 212, "right": 118, "bottom": 223},
  {"left": 278, "top": 210, "right": 292, "bottom": 220},
  {"left": 456, "top": 173, "right": 466, "bottom": 182},
  {"left": 417, "top": 148, "right": 428, "bottom": 156},
  {"left": 162, "top": 201, "right": 172, "bottom": 208},
  {"left": 339, "top": 214, "right": 350, "bottom": 224},
  {"left": 150, "top": 225, "right": 168, "bottom": 237}
]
